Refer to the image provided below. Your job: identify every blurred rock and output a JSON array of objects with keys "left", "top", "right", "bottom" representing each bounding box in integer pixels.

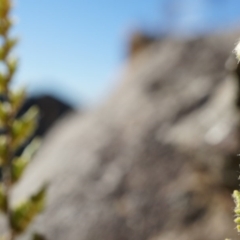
[
  {"left": 13, "top": 94, "right": 74, "bottom": 158},
  {"left": 19, "top": 94, "right": 74, "bottom": 137},
  {"left": 128, "top": 30, "right": 158, "bottom": 58},
  {"left": 13, "top": 31, "right": 240, "bottom": 240}
]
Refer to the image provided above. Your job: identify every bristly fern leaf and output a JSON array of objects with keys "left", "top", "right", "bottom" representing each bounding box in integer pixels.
[{"left": 0, "top": 1, "right": 46, "bottom": 239}]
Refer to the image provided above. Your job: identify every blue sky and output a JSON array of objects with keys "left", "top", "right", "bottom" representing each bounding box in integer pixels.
[{"left": 12, "top": 0, "right": 240, "bottom": 107}]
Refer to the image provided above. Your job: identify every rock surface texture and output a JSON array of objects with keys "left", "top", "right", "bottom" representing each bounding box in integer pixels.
[{"left": 12, "top": 31, "right": 240, "bottom": 240}]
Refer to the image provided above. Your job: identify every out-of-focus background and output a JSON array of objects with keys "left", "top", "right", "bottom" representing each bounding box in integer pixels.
[
  {"left": 7, "top": 0, "right": 240, "bottom": 239},
  {"left": 13, "top": 0, "right": 240, "bottom": 107}
]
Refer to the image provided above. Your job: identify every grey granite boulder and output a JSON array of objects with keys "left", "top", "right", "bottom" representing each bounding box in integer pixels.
[{"left": 12, "top": 31, "right": 240, "bottom": 240}]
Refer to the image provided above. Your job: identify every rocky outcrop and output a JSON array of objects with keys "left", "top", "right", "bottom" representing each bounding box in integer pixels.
[
  {"left": 19, "top": 94, "right": 73, "bottom": 137},
  {"left": 13, "top": 94, "right": 74, "bottom": 158},
  {"left": 12, "top": 31, "right": 240, "bottom": 240}
]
